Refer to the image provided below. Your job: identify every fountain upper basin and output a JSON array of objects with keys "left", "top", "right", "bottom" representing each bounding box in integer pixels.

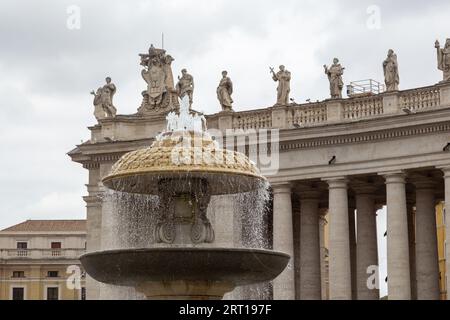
[
  {"left": 102, "top": 130, "right": 266, "bottom": 195},
  {"left": 80, "top": 247, "right": 289, "bottom": 287}
]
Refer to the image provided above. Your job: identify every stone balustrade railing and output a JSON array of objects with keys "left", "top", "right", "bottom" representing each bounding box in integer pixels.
[
  {"left": 231, "top": 109, "right": 273, "bottom": 130},
  {"left": 0, "top": 248, "right": 86, "bottom": 259},
  {"left": 400, "top": 86, "right": 441, "bottom": 111},
  {"left": 210, "top": 82, "right": 450, "bottom": 131},
  {"left": 342, "top": 96, "right": 383, "bottom": 120},
  {"left": 288, "top": 103, "right": 328, "bottom": 126}
]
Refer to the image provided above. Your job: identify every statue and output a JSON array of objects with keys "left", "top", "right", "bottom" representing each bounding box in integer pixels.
[
  {"left": 435, "top": 39, "right": 450, "bottom": 82},
  {"left": 383, "top": 49, "right": 399, "bottom": 91},
  {"left": 324, "top": 58, "right": 345, "bottom": 99},
  {"left": 138, "top": 44, "right": 178, "bottom": 115},
  {"left": 270, "top": 65, "right": 291, "bottom": 105},
  {"left": 176, "top": 69, "right": 194, "bottom": 108},
  {"left": 90, "top": 77, "right": 117, "bottom": 120},
  {"left": 216, "top": 71, "right": 233, "bottom": 111}
]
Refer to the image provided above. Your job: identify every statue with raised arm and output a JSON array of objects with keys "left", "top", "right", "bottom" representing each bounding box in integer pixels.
[
  {"left": 90, "top": 77, "right": 117, "bottom": 120},
  {"left": 217, "top": 70, "right": 233, "bottom": 111},
  {"left": 324, "top": 58, "right": 345, "bottom": 99},
  {"left": 383, "top": 49, "right": 399, "bottom": 91},
  {"left": 271, "top": 65, "right": 291, "bottom": 105},
  {"left": 435, "top": 39, "right": 450, "bottom": 82},
  {"left": 176, "top": 69, "right": 194, "bottom": 108}
]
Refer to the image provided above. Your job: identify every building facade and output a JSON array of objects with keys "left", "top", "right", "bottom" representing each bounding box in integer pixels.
[
  {"left": 69, "top": 43, "right": 450, "bottom": 299},
  {"left": 0, "top": 220, "right": 86, "bottom": 300}
]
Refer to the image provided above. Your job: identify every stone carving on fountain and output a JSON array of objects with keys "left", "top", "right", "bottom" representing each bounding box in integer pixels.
[{"left": 138, "top": 44, "right": 179, "bottom": 116}]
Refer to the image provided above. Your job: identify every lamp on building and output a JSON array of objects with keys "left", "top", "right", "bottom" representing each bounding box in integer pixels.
[
  {"left": 328, "top": 155, "right": 336, "bottom": 165},
  {"left": 443, "top": 143, "right": 450, "bottom": 152},
  {"left": 402, "top": 108, "right": 412, "bottom": 114}
]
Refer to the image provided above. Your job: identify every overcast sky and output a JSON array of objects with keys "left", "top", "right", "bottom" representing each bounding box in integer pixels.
[{"left": 1, "top": 0, "right": 449, "bottom": 296}]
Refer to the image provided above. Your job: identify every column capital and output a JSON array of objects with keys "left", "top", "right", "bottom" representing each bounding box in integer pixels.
[
  {"left": 413, "top": 179, "right": 436, "bottom": 190},
  {"left": 380, "top": 171, "right": 406, "bottom": 184},
  {"left": 271, "top": 182, "right": 292, "bottom": 194},
  {"left": 298, "top": 190, "right": 322, "bottom": 201},
  {"left": 323, "top": 177, "right": 348, "bottom": 189},
  {"left": 352, "top": 183, "right": 378, "bottom": 196},
  {"left": 438, "top": 166, "right": 450, "bottom": 177}
]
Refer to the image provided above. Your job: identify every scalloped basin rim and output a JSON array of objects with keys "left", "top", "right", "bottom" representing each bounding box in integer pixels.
[
  {"left": 80, "top": 248, "right": 290, "bottom": 287},
  {"left": 102, "top": 171, "right": 267, "bottom": 195}
]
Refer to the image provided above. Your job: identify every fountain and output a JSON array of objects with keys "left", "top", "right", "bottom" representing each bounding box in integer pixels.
[{"left": 80, "top": 95, "right": 289, "bottom": 300}]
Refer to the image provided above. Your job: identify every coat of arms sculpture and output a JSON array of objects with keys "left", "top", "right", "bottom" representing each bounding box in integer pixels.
[{"left": 138, "top": 44, "right": 179, "bottom": 115}]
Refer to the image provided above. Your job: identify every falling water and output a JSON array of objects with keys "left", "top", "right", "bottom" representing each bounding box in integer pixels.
[{"left": 98, "top": 178, "right": 272, "bottom": 300}]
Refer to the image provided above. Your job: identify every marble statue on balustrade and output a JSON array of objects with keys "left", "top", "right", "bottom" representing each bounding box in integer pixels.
[
  {"left": 383, "top": 49, "right": 399, "bottom": 91},
  {"left": 324, "top": 58, "right": 345, "bottom": 99},
  {"left": 90, "top": 77, "right": 117, "bottom": 120},
  {"left": 271, "top": 65, "right": 291, "bottom": 106},
  {"left": 435, "top": 39, "right": 450, "bottom": 82},
  {"left": 138, "top": 44, "right": 179, "bottom": 115},
  {"left": 217, "top": 71, "right": 234, "bottom": 112},
  {"left": 176, "top": 69, "right": 194, "bottom": 109}
]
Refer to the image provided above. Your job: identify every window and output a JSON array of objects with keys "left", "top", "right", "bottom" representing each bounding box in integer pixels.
[
  {"left": 12, "top": 271, "right": 25, "bottom": 278},
  {"left": 47, "top": 271, "right": 59, "bottom": 278},
  {"left": 81, "top": 287, "right": 86, "bottom": 300},
  {"left": 12, "top": 287, "right": 24, "bottom": 300},
  {"left": 16, "top": 242, "right": 27, "bottom": 249},
  {"left": 51, "top": 242, "right": 61, "bottom": 249},
  {"left": 46, "top": 287, "right": 59, "bottom": 300}
]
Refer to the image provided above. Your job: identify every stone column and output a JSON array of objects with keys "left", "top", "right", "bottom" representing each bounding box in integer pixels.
[
  {"left": 325, "top": 178, "right": 352, "bottom": 300},
  {"left": 384, "top": 172, "right": 411, "bottom": 300},
  {"left": 83, "top": 166, "right": 103, "bottom": 300},
  {"left": 355, "top": 187, "right": 379, "bottom": 300},
  {"left": 406, "top": 202, "right": 417, "bottom": 300},
  {"left": 443, "top": 168, "right": 450, "bottom": 300},
  {"left": 348, "top": 202, "right": 357, "bottom": 299},
  {"left": 415, "top": 181, "right": 440, "bottom": 300},
  {"left": 272, "top": 183, "right": 295, "bottom": 300},
  {"left": 298, "top": 190, "right": 322, "bottom": 300},
  {"left": 319, "top": 210, "right": 329, "bottom": 300},
  {"left": 292, "top": 195, "right": 301, "bottom": 299}
]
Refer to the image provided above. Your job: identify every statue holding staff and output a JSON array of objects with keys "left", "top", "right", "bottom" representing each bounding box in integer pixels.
[
  {"left": 324, "top": 58, "right": 345, "bottom": 99},
  {"left": 271, "top": 65, "right": 291, "bottom": 105}
]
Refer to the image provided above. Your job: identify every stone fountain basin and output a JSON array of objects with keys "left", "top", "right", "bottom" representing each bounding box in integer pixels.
[
  {"left": 103, "top": 171, "right": 265, "bottom": 195},
  {"left": 80, "top": 247, "right": 289, "bottom": 287}
]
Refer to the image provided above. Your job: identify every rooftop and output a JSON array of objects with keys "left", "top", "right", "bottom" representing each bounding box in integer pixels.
[{"left": 1, "top": 220, "right": 86, "bottom": 232}]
